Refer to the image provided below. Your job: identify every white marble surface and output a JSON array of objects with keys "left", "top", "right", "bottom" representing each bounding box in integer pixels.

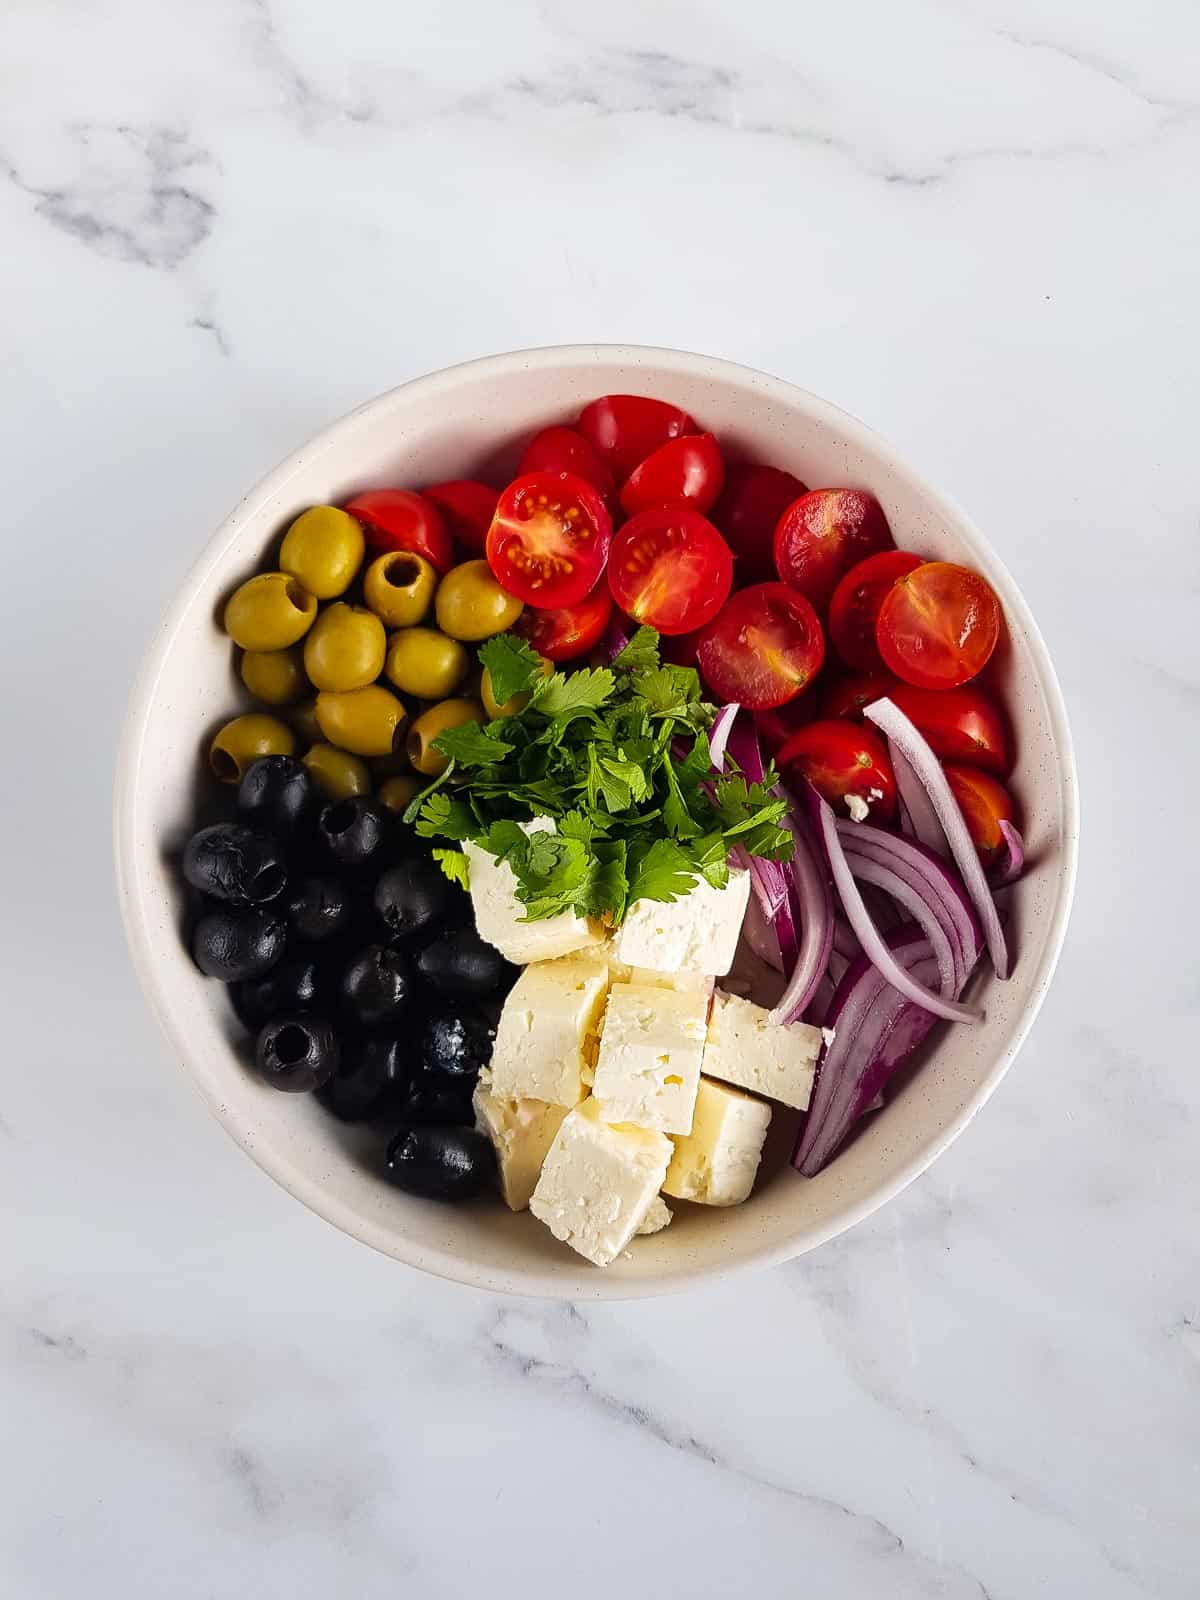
[{"left": 2, "top": 1, "right": 1198, "bottom": 1594}]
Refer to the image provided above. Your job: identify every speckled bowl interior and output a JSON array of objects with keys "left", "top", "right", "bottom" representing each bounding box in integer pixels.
[{"left": 115, "top": 345, "right": 1078, "bottom": 1299}]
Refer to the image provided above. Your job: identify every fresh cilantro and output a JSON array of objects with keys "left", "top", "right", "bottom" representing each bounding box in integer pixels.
[
  {"left": 626, "top": 838, "right": 699, "bottom": 905},
  {"left": 403, "top": 758, "right": 456, "bottom": 825},
  {"left": 632, "top": 664, "right": 701, "bottom": 719},
  {"left": 431, "top": 721, "right": 514, "bottom": 768},
  {"left": 432, "top": 848, "right": 470, "bottom": 889},
  {"left": 535, "top": 666, "right": 614, "bottom": 717},
  {"left": 477, "top": 633, "right": 544, "bottom": 706},
  {"left": 414, "top": 790, "right": 476, "bottom": 841},
  {"left": 612, "top": 626, "right": 661, "bottom": 673}
]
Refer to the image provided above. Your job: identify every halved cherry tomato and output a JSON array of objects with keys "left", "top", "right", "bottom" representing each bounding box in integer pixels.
[
  {"left": 885, "top": 683, "right": 1012, "bottom": 775},
  {"left": 577, "top": 395, "right": 695, "bottom": 481},
  {"left": 943, "top": 763, "right": 1014, "bottom": 864},
  {"left": 754, "top": 690, "right": 815, "bottom": 757},
  {"left": 486, "top": 471, "right": 612, "bottom": 609},
  {"left": 514, "top": 585, "right": 613, "bottom": 663},
  {"left": 711, "top": 464, "right": 809, "bottom": 582},
  {"left": 421, "top": 480, "right": 499, "bottom": 555},
  {"left": 774, "top": 488, "right": 894, "bottom": 609},
  {"left": 828, "top": 550, "right": 924, "bottom": 670},
  {"left": 777, "top": 720, "right": 896, "bottom": 820},
  {"left": 517, "top": 427, "right": 613, "bottom": 496},
  {"left": 696, "top": 583, "right": 825, "bottom": 710},
  {"left": 661, "top": 628, "right": 702, "bottom": 669},
  {"left": 608, "top": 506, "right": 733, "bottom": 636},
  {"left": 343, "top": 489, "right": 452, "bottom": 572},
  {"left": 619, "top": 433, "right": 724, "bottom": 518},
  {"left": 820, "top": 671, "right": 903, "bottom": 721},
  {"left": 876, "top": 561, "right": 1001, "bottom": 689}
]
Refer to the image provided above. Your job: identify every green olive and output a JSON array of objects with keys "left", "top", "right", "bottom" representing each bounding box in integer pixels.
[
  {"left": 481, "top": 656, "right": 551, "bottom": 719},
  {"left": 315, "top": 684, "right": 408, "bottom": 757},
  {"left": 209, "top": 714, "right": 296, "bottom": 784},
  {"left": 303, "top": 602, "right": 386, "bottom": 692},
  {"left": 224, "top": 572, "right": 317, "bottom": 651},
  {"left": 240, "top": 647, "right": 307, "bottom": 706},
  {"left": 378, "top": 775, "right": 421, "bottom": 814},
  {"left": 280, "top": 506, "right": 365, "bottom": 600},
  {"left": 407, "top": 698, "right": 484, "bottom": 776},
  {"left": 290, "top": 697, "right": 322, "bottom": 746},
  {"left": 303, "top": 742, "right": 371, "bottom": 800},
  {"left": 385, "top": 627, "right": 468, "bottom": 700},
  {"left": 363, "top": 551, "right": 438, "bottom": 628},
  {"left": 435, "top": 560, "right": 523, "bottom": 641}
]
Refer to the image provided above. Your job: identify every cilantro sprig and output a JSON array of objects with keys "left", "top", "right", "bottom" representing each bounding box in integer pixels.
[{"left": 414, "top": 626, "right": 792, "bottom": 923}]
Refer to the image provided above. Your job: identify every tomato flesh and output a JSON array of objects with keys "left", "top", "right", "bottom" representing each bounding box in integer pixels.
[
  {"left": 343, "top": 489, "right": 452, "bottom": 573},
  {"left": 829, "top": 550, "right": 924, "bottom": 670},
  {"left": 486, "top": 470, "right": 612, "bottom": 608},
  {"left": 712, "top": 464, "right": 808, "bottom": 582},
  {"left": 777, "top": 720, "right": 896, "bottom": 820},
  {"left": 514, "top": 585, "right": 613, "bottom": 663},
  {"left": 773, "top": 488, "right": 894, "bottom": 610},
  {"left": 421, "top": 480, "right": 498, "bottom": 555},
  {"left": 607, "top": 506, "right": 733, "bottom": 636},
  {"left": 943, "top": 763, "right": 1014, "bottom": 863},
  {"left": 876, "top": 561, "right": 1001, "bottom": 689},
  {"left": 518, "top": 427, "right": 613, "bottom": 497},
  {"left": 619, "top": 433, "right": 724, "bottom": 518},
  {"left": 577, "top": 395, "right": 695, "bottom": 482},
  {"left": 696, "top": 582, "right": 825, "bottom": 710}
]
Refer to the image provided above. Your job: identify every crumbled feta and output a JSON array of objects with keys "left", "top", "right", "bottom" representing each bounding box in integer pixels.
[
  {"left": 464, "top": 819, "right": 606, "bottom": 965},
  {"left": 663, "top": 1076, "right": 772, "bottom": 1206},
  {"left": 591, "top": 982, "right": 708, "bottom": 1134},
  {"left": 613, "top": 868, "right": 751, "bottom": 976},
  {"left": 844, "top": 792, "right": 869, "bottom": 822},
  {"left": 702, "top": 989, "right": 820, "bottom": 1110},
  {"left": 636, "top": 1196, "right": 673, "bottom": 1235},
  {"left": 489, "top": 954, "right": 610, "bottom": 1107},
  {"left": 473, "top": 1071, "right": 568, "bottom": 1211},
  {"left": 821, "top": 1026, "right": 837, "bottom": 1049}
]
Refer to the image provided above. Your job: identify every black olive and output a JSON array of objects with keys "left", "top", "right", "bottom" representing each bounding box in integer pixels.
[
  {"left": 232, "top": 953, "right": 322, "bottom": 1030},
  {"left": 237, "top": 756, "right": 317, "bottom": 840},
  {"left": 285, "top": 874, "right": 353, "bottom": 943},
  {"left": 415, "top": 927, "right": 508, "bottom": 999},
  {"left": 319, "top": 1035, "right": 413, "bottom": 1122},
  {"left": 340, "top": 944, "right": 414, "bottom": 1031},
  {"left": 418, "top": 1007, "right": 495, "bottom": 1080},
  {"left": 182, "top": 823, "right": 287, "bottom": 905},
  {"left": 373, "top": 856, "right": 451, "bottom": 942},
  {"left": 400, "top": 1072, "right": 475, "bottom": 1128},
  {"left": 317, "top": 797, "right": 388, "bottom": 869},
  {"left": 254, "top": 1015, "right": 339, "bottom": 1092},
  {"left": 384, "top": 1125, "right": 495, "bottom": 1200},
  {"left": 193, "top": 907, "right": 287, "bottom": 981}
]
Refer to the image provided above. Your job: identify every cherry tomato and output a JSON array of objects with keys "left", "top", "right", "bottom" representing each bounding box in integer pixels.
[
  {"left": 754, "top": 691, "right": 815, "bottom": 757},
  {"left": 619, "top": 433, "right": 724, "bottom": 518},
  {"left": 828, "top": 550, "right": 925, "bottom": 670},
  {"left": 820, "top": 671, "right": 903, "bottom": 721},
  {"left": 661, "top": 629, "right": 701, "bottom": 668},
  {"left": 711, "top": 464, "right": 809, "bottom": 582},
  {"left": 885, "top": 683, "right": 1012, "bottom": 775},
  {"left": 514, "top": 585, "right": 613, "bottom": 663},
  {"left": 777, "top": 720, "right": 896, "bottom": 820},
  {"left": 421, "top": 480, "right": 499, "bottom": 554},
  {"left": 773, "top": 488, "right": 894, "bottom": 610},
  {"left": 696, "top": 583, "right": 825, "bottom": 710},
  {"left": 343, "top": 489, "right": 452, "bottom": 573},
  {"left": 876, "top": 561, "right": 1002, "bottom": 689},
  {"left": 486, "top": 470, "right": 612, "bottom": 609},
  {"left": 577, "top": 395, "right": 695, "bottom": 482},
  {"left": 517, "top": 426, "right": 613, "bottom": 497},
  {"left": 943, "top": 763, "right": 1014, "bottom": 864},
  {"left": 608, "top": 506, "right": 733, "bottom": 636}
]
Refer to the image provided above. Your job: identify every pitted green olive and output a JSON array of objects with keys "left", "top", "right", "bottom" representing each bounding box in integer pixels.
[
  {"left": 209, "top": 714, "right": 296, "bottom": 784},
  {"left": 240, "top": 647, "right": 307, "bottom": 706},
  {"left": 378, "top": 775, "right": 421, "bottom": 814},
  {"left": 363, "top": 551, "right": 438, "bottom": 628},
  {"left": 385, "top": 628, "right": 468, "bottom": 700},
  {"left": 434, "top": 560, "right": 523, "bottom": 641},
  {"left": 224, "top": 573, "right": 316, "bottom": 651},
  {"left": 302, "top": 743, "right": 371, "bottom": 800},
  {"left": 406, "top": 698, "right": 484, "bottom": 776},
  {"left": 303, "top": 603, "right": 386, "bottom": 692},
  {"left": 280, "top": 506, "right": 365, "bottom": 599},
  {"left": 315, "top": 684, "right": 408, "bottom": 758}
]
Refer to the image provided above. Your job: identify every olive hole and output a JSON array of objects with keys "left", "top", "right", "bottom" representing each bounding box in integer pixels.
[
  {"left": 210, "top": 747, "right": 240, "bottom": 781},
  {"left": 384, "top": 555, "right": 421, "bottom": 589},
  {"left": 274, "top": 1025, "right": 310, "bottom": 1065},
  {"left": 405, "top": 729, "right": 425, "bottom": 765},
  {"left": 325, "top": 800, "right": 357, "bottom": 835},
  {"left": 284, "top": 578, "right": 310, "bottom": 612},
  {"left": 253, "top": 863, "right": 286, "bottom": 898}
]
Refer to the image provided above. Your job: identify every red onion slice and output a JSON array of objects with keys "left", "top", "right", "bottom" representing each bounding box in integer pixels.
[
  {"left": 707, "top": 702, "right": 740, "bottom": 770},
  {"left": 768, "top": 815, "right": 834, "bottom": 1024},
  {"left": 741, "top": 885, "right": 785, "bottom": 972},
  {"left": 889, "top": 738, "right": 947, "bottom": 857},
  {"left": 724, "top": 718, "right": 766, "bottom": 783},
  {"left": 834, "top": 820, "right": 981, "bottom": 979},
  {"left": 840, "top": 846, "right": 958, "bottom": 994},
  {"left": 990, "top": 820, "right": 1025, "bottom": 886},
  {"left": 601, "top": 617, "right": 632, "bottom": 664}
]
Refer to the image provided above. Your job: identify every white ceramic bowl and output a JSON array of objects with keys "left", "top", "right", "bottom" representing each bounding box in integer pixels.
[{"left": 115, "top": 345, "right": 1078, "bottom": 1300}]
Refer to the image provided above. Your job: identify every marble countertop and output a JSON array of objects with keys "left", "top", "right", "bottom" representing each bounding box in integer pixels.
[{"left": 3, "top": 2, "right": 1197, "bottom": 1595}]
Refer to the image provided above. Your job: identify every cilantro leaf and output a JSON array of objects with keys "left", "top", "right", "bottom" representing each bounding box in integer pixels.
[
  {"left": 676, "top": 729, "right": 713, "bottom": 788},
  {"left": 431, "top": 722, "right": 514, "bottom": 768},
  {"left": 692, "top": 832, "right": 731, "bottom": 889},
  {"left": 613, "top": 626, "right": 661, "bottom": 673},
  {"left": 477, "top": 633, "right": 544, "bottom": 706},
  {"left": 626, "top": 838, "right": 698, "bottom": 906},
  {"left": 432, "top": 848, "right": 471, "bottom": 889},
  {"left": 414, "top": 790, "right": 477, "bottom": 841},
  {"left": 403, "top": 759, "right": 456, "bottom": 825},
  {"left": 535, "top": 666, "right": 615, "bottom": 717},
  {"left": 632, "top": 664, "right": 701, "bottom": 718},
  {"left": 661, "top": 762, "right": 702, "bottom": 839}
]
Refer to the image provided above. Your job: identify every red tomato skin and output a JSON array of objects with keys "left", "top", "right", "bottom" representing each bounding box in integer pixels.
[
  {"left": 943, "top": 763, "right": 1014, "bottom": 863},
  {"left": 875, "top": 561, "right": 1002, "bottom": 690},
  {"left": 696, "top": 582, "right": 826, "bottom": 710},
  {"left": 517, "top": 427, "right": 613, "bottom": 496},
  {"left": 514, "top": 586, "right": 613, "bottom": 663},
  {"left": 828, "top": 551, "right": 925, "bottom": 671},
  {"left": 777, "top": 720, "right": 896, "bottom": 820},
  {"left": 820, "top": 671, "right": 905, "bottom": 721},
  {"left": 607, "top": 506, "right": 733, "bottom": 636},
  {"left": 754, "top": 691, "right": 815, "bottom": 758},
  {"left": 486, "top": 471, "right": 612, "bottom": 609},
  {"left": 577, "top": 395, "right": 695, "bottom": 481},
  {"left": 888, "top": 683, "right": 1012, "bottom": 776},
  {"left": 619, "top": 433, "right": 724, "bottom": 518},
  {"left": 773, "top": 489, "right": 894, "bottom": 610},
  {"left": 343, "top": 489, "right": 453, "bottom": 572},
  {"left": 421, "top": 480, "right": 498, "bottom": 555},
  {"left": 711, "top": 464, "right": 809, "bottom": 582},
  {"left": 661, "top": 629, "right": 702, "bottom": 668}
]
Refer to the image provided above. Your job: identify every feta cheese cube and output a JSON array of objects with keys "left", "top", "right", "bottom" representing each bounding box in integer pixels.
[
  {"left": 636, "top": 1195, "right": 673, "bottom": 1235},
  {"left": 472, "top": 1072, "right": 568, "bottom": 1212},
  {"left": 530, "top": 1099, "right": 672, "bottom": 1266},
  {"left": 489, "top": 954, "right": 610, "bottom": 1107},
  {"left": 618, "top": 965, "right": 715, "bottom": 999},
  {"left": 464, "top": 819, "right": 606, "bottom": 965},
  {"left": 702, "top": 989, "right": 820, "bottom": 1110},
  {"left": 591, "top": 982, "right": 707, "bottom": 1134},
  {"left": 612, "top": 868, "right": 750, "bottom": 976},
  {"left": 663, "top": 1076, "right": 772, "bottom": 1206}
]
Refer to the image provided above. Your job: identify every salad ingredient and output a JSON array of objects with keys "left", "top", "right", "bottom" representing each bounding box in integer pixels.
[
  {"left": 833, "top": 679, "right": 1011, "bottom": 775},
  {"left": 407, "top": 698, "right": 484, "bottom": 776},
  {"left": 377, "top": 775, "right": 420, "bottom": 814},
  {"left": 418, "top": 1008, "right": 495, "bottom": 1081},
  {"left": 992, "top": 820, "right": 1025, "bottom": 886},
  {"left": 400, "top": 1074, "right": 475, "bottom": 1128},
  {"left": 829, "top": 550, "right": 925, "bottom": 670},
  {"left": 343, "top": 488, "right": 452, "bottom": 573},
  {"left": 611, "top": 867, "right": 750, "bottom": 978},
  {"left": 240, "top": 646, "right": 306, "bottom": 706},
  {"left": 638, "top": 1196, "right": 673, "bottom": 1234},
  {"left": 384, "top": 1125, "right": 496, "bottom": 1200},
  {"left": 284, "top": 873, "right": 353, "bottom": 944},
  {"left": 314, "top": 684, "right": 407, "bottom": 758},
  {"left": 223, "top": 572, "right": 317, "bottom": 652},
  {"left": 472, "top": 1072, "right": 569, "bottom": 1211},
  {"left": 416, "top": 927, "right": 508, "bottom": 999},
  {"left": 712, "top": 464, "right": 808, "bottom": 581},
  {"left": 182, "top": 823, "right": 287, "bottom": 906},
  {"left": 421, "top": 480, "right": 499, "bottom": 553},
  {"left": 320, "top": 1035, "right": 411, "bottom": 1122},
  {"left": 514, "top": 586, "right": 613, "bottom": 662},
  {"left": 706, "top": 701, "right": 740, "bottom": 770},
  {"left": 316, "top": 795, "right": 388, "bottom": 869},
  {"left": 943, "top": 764, "right": 1015, "bottom": 865},
  {"left": 232, "top": 953, "right": 321, "bottom": 1030},
  {"left": 819, "top": 671, "right": 901, "bottom": 721},
  {"left": 362, "top": 551, "right": 438, "bottom": 628},
  {"left": 773, "top": 488, "right": 894, "bottom": 609},
  {"left": 696, "top": 582, "right": 825, "bottom": 709},
  {"left": 517, "top": 426, "right": 614, "bottom": 497},
  {"left": 436, "top": 558, "right": 524, "bottom": 640},
  {"left": 303, "top": 603, "right": 387, "bottom": 693},
  {"left": 876, "top": 561, "right": 1001, "bottom": 689},
  {"left": 192, "top": 907, "right": 287, "bottom": 982},
  {"left": 486, "top": 471, "right": 611, "bottom": 609},
  {"left": 373, "top": 856, "right": 454, "bottom": 942},
  {"left": 776, "top": 720, "right": 896, "bottom": 822},
  {"left": 301, "top": 743, "right": 371, "bottom": 800},
  {"left": 254, "top": 1016, "right": 339, "bottom": 1093},
  {"left": 384, "top": 627, "right": 468, "bottom": 699},
  {"left": 618, "top": 432, "right": 725, "bottom": 518},
  {"left": 339, "top": 944, "right": 414, "bottom": 1031},
  {"left": 576, "top": 394, "right": 694, "bottom": 481},
  {"left": 591, "top": 981, "right": 707, "bottom": 1134},
  {"left": 489, "top": 954, "right": 610, "bottom": 1106},
  {"left": 237, "top": 755, "right": 317, "bottom": 839},
  {"left": 279, "top": 506, "right": 365, "bottom": 600},
  {"left": 209, "top": 714, "right": 296, "bottom": 783},
  {"left": 462, "top": 826, "right": 606, "bottom": 966},
  {"left": 701, "top": 990, "right": 820, "bottom": 1110},
  {"left": 662, "top": 1076, "right": 771, "bottom": 1206},
  {"left": 607, "top": 504, "right": 733, "bottom": 634}
]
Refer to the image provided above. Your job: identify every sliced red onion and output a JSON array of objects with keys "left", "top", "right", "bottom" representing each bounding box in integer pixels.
[
  {"left": 865, "top": 698, "right": 1010, "bottom": 978},
  {"left": 741, "top": 885, "right": 784, "bottom": 972},
  {"left": 990, "top": 820, "right": 1025, "bottom": 886},
  {"left": 768, "top": 815, "right": 833, "bottom": 1024},
  {"left": 724, "top": 718, "right": 766, "bottom": 783},
  {"left": 889, "top": 739, "right": 947, "bottom": 857},
  {"left": 748, "top": 853, "right": 789, "bottom": 918},
  {"left": 601, "top": 617, "right": 631, "bottom": 664},
  {"left": 805, "top": 974, "right": 837, "bottom": 1027},
  {"left": 707, "top": 703, "right": 740, "bottom": 770},
  {"left": 832, "top": 918, "right": 862, "bottom": 961},
  {"left": 841, "top": 845, "right": 958, "bottom": 995}
]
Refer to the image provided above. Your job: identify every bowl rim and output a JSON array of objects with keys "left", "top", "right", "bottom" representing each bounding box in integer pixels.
[{"left": 113, "top": 342, "right": 1079, "bottom": 1300}]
